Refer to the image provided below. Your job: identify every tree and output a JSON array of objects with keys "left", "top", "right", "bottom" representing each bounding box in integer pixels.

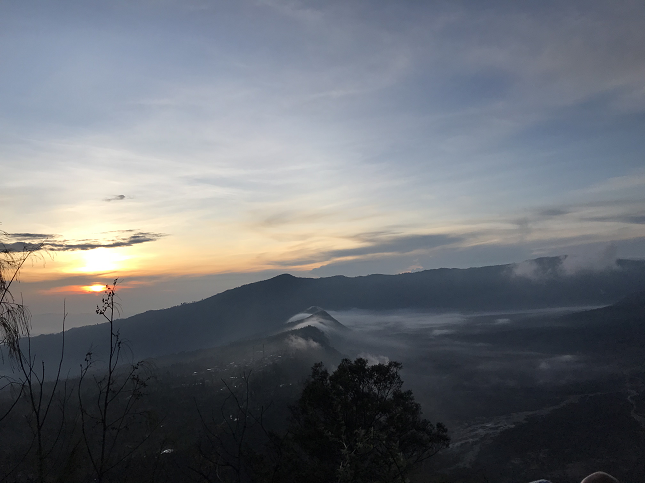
[
  {"left": 11, "top": 305, "right": 69, "bottom": 483},
  {"left": 1, "top": 232, "right": 73, "bottom": 483},
  {"left": 78, "top": 279, "right": 154, "bottom": 483},
  {"left": 0, "top": 232, "right": 42, "bottom": 365},
  {"left": 194, "top": 370, "right": 256, "bottom": 483},
  {"left": 285, "top": 358, "right": 449, "bottom": 483}
]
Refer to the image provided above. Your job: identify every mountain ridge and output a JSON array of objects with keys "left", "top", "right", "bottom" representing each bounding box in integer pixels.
[{"left": 13, "top": 257, "right": 645, "bottom": 372}]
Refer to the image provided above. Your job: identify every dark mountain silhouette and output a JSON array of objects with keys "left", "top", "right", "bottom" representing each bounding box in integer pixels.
[{"left": 11, "top": 257, "right": 645, "bottom": 373}]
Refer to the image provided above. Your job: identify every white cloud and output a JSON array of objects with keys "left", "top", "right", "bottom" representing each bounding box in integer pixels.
[
  {"left": 511, "top": 243, "right": 619, "bottom": 279},
  {"left": 286, "top": 335, "right": 320, "bottom": 351},
  {"left": 560, "top": 244, "right": 618, "bottom": 275},
  {"left": 357, "top": 353, "right": 389, "bottom": 366}
]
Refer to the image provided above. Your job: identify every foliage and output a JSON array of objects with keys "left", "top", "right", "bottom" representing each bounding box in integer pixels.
[
  {"left": 0, "top": 232, "right": 71, "bottom": 483},
  {"left": 193, "top": 370, "right": 268, "bottom": 483},
  {"left": 78, "top": 279, "right": 155, "bottom": 483},
  {"left": 283, "top": 358, "right": 449, "bottom": 483},
  {"left": 0, "top": 232, "right": 43, "bottom": 362}
]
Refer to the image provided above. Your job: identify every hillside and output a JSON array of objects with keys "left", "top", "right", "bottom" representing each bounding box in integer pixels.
[{"left": 15, "top": 257, "right": 645, "bottom": 373}]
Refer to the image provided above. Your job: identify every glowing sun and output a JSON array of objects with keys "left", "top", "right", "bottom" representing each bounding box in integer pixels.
[
  {"left": 76, "top": 248, "right": 129, "bottom": 273},
  {"left": 83, "top": 284, "right": 106, "bottom": 293}
]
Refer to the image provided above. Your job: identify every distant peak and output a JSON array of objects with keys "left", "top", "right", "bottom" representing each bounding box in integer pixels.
[
  {"left": 282, "top": 307, "right": 349, "bottom": 333},
  {"left": 303, "top": 306, "right": 325, "bottom": 314},
  {"left": 272, "top": 273, "right": 296, "bottom": 279}
]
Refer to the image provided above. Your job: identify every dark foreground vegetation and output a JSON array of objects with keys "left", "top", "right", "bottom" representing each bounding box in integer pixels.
[{"left": 0, "top": 330, "right": 448, "bottom": 482}]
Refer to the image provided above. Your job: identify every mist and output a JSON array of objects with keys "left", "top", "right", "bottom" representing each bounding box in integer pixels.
[{"left": 326, "top": 306, "right": 636, "bottom": 435}]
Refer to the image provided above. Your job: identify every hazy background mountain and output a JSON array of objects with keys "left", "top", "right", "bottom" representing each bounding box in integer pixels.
[{"left": 9, "top": 257, "right": 645, "bottom": 377}]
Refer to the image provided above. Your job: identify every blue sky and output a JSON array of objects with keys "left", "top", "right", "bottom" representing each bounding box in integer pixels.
[{"left": 1, "top": 0, "right": 644, "bottom": 321}]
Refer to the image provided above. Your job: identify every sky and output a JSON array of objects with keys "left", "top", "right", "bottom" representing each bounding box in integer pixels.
[{"left": 1, "top": 0, "right": 645, "bottom": 325}]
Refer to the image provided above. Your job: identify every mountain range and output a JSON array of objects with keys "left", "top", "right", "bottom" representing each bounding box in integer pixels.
[{"left": 12, "top": 256, "right": 645, "bottom": 374}]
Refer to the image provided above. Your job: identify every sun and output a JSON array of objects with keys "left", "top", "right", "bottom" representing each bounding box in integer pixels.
[
  {"left": 75, "top": 248, "right": 130, "bottom": 273},
  {"left": 83, "top": 284, "right": 106, "bottom": 293}
]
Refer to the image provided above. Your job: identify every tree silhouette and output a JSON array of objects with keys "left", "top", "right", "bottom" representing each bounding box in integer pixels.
[
  {"left": 1, "top": 231, "right": 74, "bottom": 483},
  {"left": 284, "top": 358, "right": 449, "bottom": 483},
  {"left": 78, "top": 279, "right": 154, "bottom": 483},
  {"left": 0, "top": 232, "right": 42, "bottom": 365}
]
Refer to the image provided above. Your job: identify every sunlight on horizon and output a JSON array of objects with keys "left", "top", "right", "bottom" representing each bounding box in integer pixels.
[
  {"left": 83, "top": 283, "right": 106, "bottom": 293},
  {"left": 71, "top": 248, "right": 131, "bottom": 274}
]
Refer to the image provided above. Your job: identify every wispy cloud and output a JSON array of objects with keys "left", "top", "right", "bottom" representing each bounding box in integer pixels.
[
  {"left": 272, "top": 232, "right": 463, "bottom": 268},
  {"left": 256, "top": 209, "right": 340, "bottom": 228},
  {"left": 1, "top": 231, "right": 166, "bottom": 252},
  {"left": 104, "top": 194, "right": 126, "bottom": 202},
  {"left": 328, "top": 233, "right": 462, "bottom": 259},
  {"left": 2, "top": 232, "right": 55, "bottom": 240},
  {"left": 537, "top": 209, "right": 569, "bottom": 218},
  {"left": 586, "top": 213, "right": 645, "bottom": 225}
]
